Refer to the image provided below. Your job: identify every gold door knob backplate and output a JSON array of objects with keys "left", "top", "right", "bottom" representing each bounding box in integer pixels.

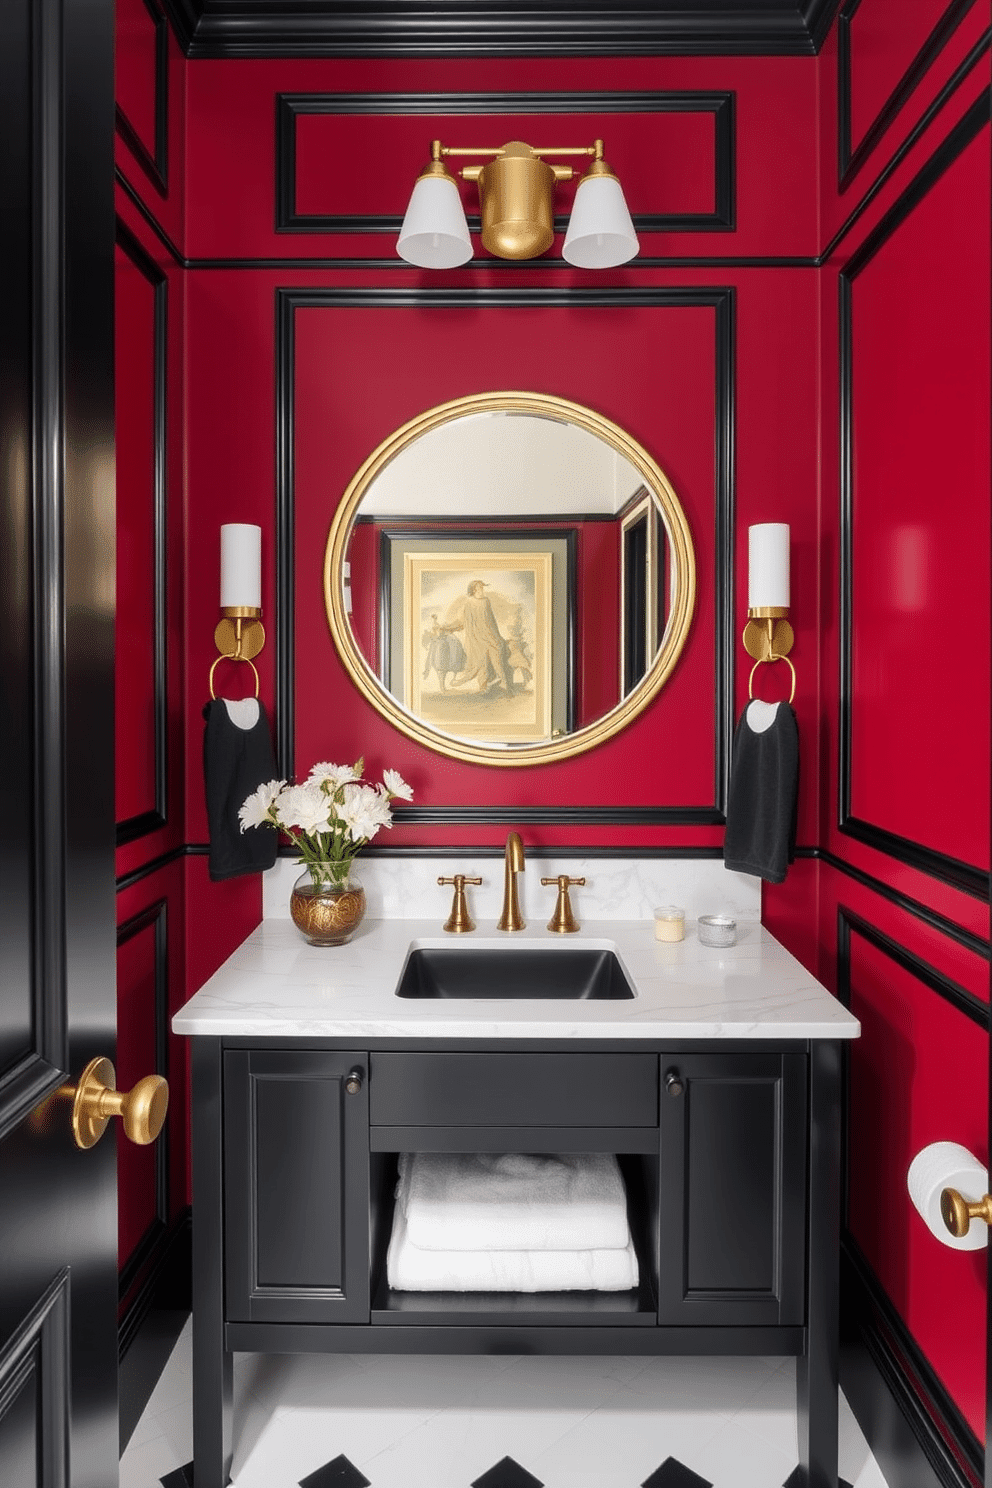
[
  {"left": 940, "top": 1186, "right": 992, "bottom": 1238},
  {"left": 63, "top": 1057, "right": 169, "bottom": 1150}
]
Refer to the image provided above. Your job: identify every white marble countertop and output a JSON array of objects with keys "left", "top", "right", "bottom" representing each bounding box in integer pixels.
[{"left": 172, "top": 916, "right": 860, "bottom": 1041}]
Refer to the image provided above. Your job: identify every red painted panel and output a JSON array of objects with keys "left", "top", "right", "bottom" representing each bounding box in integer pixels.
[
  {"left": 847, "top": 929, "right": 987, "bottom": 1440},
  {"left": 849, "top": 125, "right": 991, "bottom": 870},
  {"left": 115, "top": 239, "right": 159, "bottom": 829},
  {"left": 294, "top": 105, "right": 715, "bottom": 225},
  {"left": 115, "top": 0, "right": 159, "bottom": 166},
  {"left": 184, "top": 56, "right": 817, "bottom": 259},
  {"left": 117, "top": 920, "right": 159, "bottom": 1269},
  {"left": 848, "top": 0, "right": 963, "bottom": 162}
]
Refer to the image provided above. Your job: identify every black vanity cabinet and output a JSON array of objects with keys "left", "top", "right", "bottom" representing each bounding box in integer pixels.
[
  {"left": 193, "top": 1037, "right": 840, "bottom": 1488},
  {"left": 223, "top": 1049, "right": 370, "bottom": 1323}
]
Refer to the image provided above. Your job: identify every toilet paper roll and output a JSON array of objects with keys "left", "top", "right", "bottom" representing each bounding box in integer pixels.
[{"left": 907, "top": 1142, "right": 988, "bottom": 1251}]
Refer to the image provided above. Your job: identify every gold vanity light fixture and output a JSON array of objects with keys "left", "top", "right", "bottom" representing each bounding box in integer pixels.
[
  {"left": 397, "top": 139, "right": 639, "bottom": 269},
  {"left": 210, "top": 523, "right": 265, "bottom": 699},
  {"left": 743, "top": 522, "right": 796, "bottom": 703}
]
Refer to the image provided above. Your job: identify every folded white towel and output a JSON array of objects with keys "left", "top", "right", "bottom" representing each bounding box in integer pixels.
[
  {"left": 386, "top": 1207, "right": 639, "bottom": 1292},
  {"left": 397, "top": 1152, "right": 631, "bottom": 1252}
]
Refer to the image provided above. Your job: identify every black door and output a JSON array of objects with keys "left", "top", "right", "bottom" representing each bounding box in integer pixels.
[{"left": 0, "top": 0, "right": 119, "bottom": 1484}]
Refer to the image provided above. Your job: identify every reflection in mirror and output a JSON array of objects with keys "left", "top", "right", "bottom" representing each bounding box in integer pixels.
[{"left": 325, "top": 394, "right": 695, "bottom": 768}]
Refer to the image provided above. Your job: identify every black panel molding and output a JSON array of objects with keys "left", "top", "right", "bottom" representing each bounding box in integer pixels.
[
  {"left": 841, "top": 1237, "right": 981, "bottom": 1488},
  {"left": 115, "top": 0, "right": 170, "bottom": 195},
  {"left": 274, "top": 285, "right": 734, "bottom": 824},
  {"left": 838, "top": 0, "right": 978, "bottom": 189},
  {"left": 813, "top": 847, "right": 990, "bottom": 961},
  {"left": 837, "top": 94, "right": 992, "bottom": 903},
  {"left": 115, "top": 219, "right": 170, "bottom": 850},
  {"left": 837, "top": 907, "right": 989, "bottom": 1032},
  {"left": 276, "top": 91, "right": 735, "bottom": 236},
  {"left": 117, "top": 899, "right": 171, "bottom": 1303},
  {"left": 0, "top": 1270, "right": 70, "bottom": 1488},
  {"left": 160, "top": 0, "right": 841, "bottom": 59}
]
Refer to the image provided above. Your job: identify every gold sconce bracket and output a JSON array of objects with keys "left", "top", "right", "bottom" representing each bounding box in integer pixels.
[
  {"left": 742, "top": 609, "right": 794, "bottom": 664},
  {"left": 214, "top": 606, "right": 265, "bottom": 663}
]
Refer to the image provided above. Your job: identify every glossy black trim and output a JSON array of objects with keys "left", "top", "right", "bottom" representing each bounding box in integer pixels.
[
  {"left": 276, "top": 91, "right": 734, "bottom": 236},
  {"left": 115, "top": 0, "right": 169, "bottom": 196},
  {"left": 115, "top": 220, "right": 170, "bottom": 850},
  {"left": 837, "top": 97, "right": 992, "bottom": 903},
  {"left": 115, "top": 167, "right": 185, "bottom": 267},
  {"left": 841, "top": 1237, "right": 980, "bottom": 1488},
  {"left": 822, "top": 27, "right": 992, "bottom": 260},
  {"left": 389, "top": 805, "right": 725, "bottom": 827},
  {"left": 160, "top": 1, "right": 835, "bottom": 60},
  {"left": 278, "top": 842, "right": 725, "bottom": 858},
  {"left": 837, "top": 908, "right": 989, "bottom": 1032},
  {"left": 187, "top": 254, "right": 820, "bottom": 270},
  {"left": 813, "top": 847, "right": 990, "bottom": 960},
  {"left": 0, "top": 1269, "right": 70, "bottom": 1488},
  {"left": 119, "top": 1212, "right": 191, "bottom": 1451},
  {"left": 116, "top": 843, "right": 187, "bottom": 892},
  {"left": 116, "top": 900, "right": 171, "bottom": 1302},
  {"left": 276, "top": 285, "right": 734, "bottom": 821},
  {"left": 838, "top": 0, "right": 977, "bottom": 189}
]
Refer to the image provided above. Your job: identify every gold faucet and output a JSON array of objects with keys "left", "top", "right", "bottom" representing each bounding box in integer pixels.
[{"left": 496, "top": 831, "right": 525, "bottom": 931}]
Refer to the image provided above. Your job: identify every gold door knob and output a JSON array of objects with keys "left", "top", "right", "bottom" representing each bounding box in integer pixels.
[
  {"left": 940, "top": 1186, "right": 992, "bottom": 1238},
  {"left": 63, "top": 1057, "right": 169, "bottom": 1150}
]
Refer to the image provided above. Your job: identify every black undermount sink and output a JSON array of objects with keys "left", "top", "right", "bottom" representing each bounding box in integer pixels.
[{"left": 395, "top": 946, "right": 636, "bottom": 1000}]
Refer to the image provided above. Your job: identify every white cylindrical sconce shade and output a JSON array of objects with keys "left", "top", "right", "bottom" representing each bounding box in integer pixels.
[
  {"left": 220, "top": 523, "right": 261, "bottom": 609},
  {"left": 562, "top": 174, "right": 639, "bottom": 269},
  {"left": 748, "top": 523, "right": 790, "bottom": 610},
  {"left": 397, "top": 176, "right": 473, "bottom": 269}
]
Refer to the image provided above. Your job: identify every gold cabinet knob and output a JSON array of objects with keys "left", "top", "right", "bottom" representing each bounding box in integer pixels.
[
  {"left": 940, "top": 1186, "right": 992, "bottom": 1238},
  {"left": 64, "top": 1057, "right": 169, "bottom": 1150}
]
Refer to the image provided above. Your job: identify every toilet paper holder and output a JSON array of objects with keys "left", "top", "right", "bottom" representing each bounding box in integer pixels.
[{"left": 941, "top": 1186, "right": 992, "bottom": 1238}]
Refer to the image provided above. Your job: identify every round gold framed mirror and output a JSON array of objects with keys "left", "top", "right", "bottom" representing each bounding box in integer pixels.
[{"left": 324, "top": 392, "right": 695, "bottom": 766}]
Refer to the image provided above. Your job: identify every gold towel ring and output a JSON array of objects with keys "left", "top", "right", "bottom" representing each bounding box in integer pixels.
[
  {"left": 748, "top": 655, "right": 796, "bottom": 706},
  {"left": 209, "top": 654, "right": 260, "bottom": 701}
]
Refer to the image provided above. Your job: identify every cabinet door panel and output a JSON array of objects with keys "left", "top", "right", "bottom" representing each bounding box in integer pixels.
[
  {"left": 659, "top": 1052, "right": 806, "bottom": 1326},
  {"left": 224, "top": 1050, "right": 369, "bottom": 1324}
]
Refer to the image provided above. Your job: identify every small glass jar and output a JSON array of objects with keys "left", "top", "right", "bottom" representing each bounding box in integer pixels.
[
  {"left": 653, "top": 905, "right": 685, "bottom": 942},
  {"left": 697, "top": 914, "right": 737, "bottom": 947}
]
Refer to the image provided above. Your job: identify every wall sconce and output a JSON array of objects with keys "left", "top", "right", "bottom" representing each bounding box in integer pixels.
[
  {"left": 210, "top": 523, "right": 264, "bottom": 698},
  {"left": 397, "top": 138, "right": 639, "bottom": 269},
  {"left": 743, "top": 523, "right": 795, "bottom": 701}
]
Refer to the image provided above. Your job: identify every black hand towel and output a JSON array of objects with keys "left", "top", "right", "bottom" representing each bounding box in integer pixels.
[
  {"left": 723, "top": 699, "right": 799, "bottom": 884},
  {"left": 202, "top": 698, "right": 279, "bottom": 881}
]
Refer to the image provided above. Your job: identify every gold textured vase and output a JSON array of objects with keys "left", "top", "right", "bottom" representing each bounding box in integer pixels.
[{"left": 290, "top": 865, "right": 366, "bottom": 947}]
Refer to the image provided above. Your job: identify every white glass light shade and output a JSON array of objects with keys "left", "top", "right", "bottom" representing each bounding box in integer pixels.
[
  {"left": 220, "top": 523, "right": 261, "bottom": 608},
  {"left": 748, "top": 523, "right": 790, "bottom": 610},
  {"left": 562, "top": 174, "right": 639, "bottom": 269},
  {"left": 397, "top": 175, "right": 472, "bottom": 269}
]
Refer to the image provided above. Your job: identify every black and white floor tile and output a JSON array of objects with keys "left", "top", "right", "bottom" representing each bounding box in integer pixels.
[{"left": 120, "top": 1322, "right": 886, "bottom": 1488}]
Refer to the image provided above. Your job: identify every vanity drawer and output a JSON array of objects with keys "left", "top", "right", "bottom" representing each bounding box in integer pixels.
[{"left": 369, "top": 1052, "right": 658, "bottom": 1128}]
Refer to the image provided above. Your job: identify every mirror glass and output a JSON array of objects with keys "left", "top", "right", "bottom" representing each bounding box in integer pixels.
[{"left": 324, "top": 393, "right": 695, "bottom": 767}]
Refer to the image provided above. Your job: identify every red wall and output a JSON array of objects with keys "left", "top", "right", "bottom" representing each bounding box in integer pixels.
[{"left": 766, "top": 0, "right": 991, "bottom": 1452}]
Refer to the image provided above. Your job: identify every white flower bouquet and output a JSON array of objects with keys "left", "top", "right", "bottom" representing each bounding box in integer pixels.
[{"left": 239, "top": 759, "right": 413, "bottom": 890}]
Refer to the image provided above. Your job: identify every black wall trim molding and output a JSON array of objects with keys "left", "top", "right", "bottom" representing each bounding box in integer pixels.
[
  {"left": 837, "top": 907, "right": 989, "bottom": 1031},
  {"left": 115, "top": 167, "right": 185, "bottom": 267},
  {"left": 115, "top": 219, "right": 170, "bottom": 850},
  {"left": 116, "top": 842, "right": 187, "bottom": 892},
  {"left": 274, "top": 285, "right": 734, "bottom": 824},
  {"left": 119, "top": 1211, "right": 191, "bottom": 1452},
  {"left": 390, "top": 806, "right": 725, "bottom": 827},
  {"left": 837, "top": 95, "right": 991, "bottom": 903},
  {"left": 0, "top": 1270, "right": 70, "bottom": 1487},
  {"left": 841, "top": 1237, "right": 981, "bottom": 1488},
  {"left": 115, "top": 0, "right": 169, "bottom": 196},
  {"left": 276, "top": 91, "right": 735, "bottom": 236},
  {"left": 813, "top": 847, "right": 990, "bottom": 960},
  {"left": 160, "top": 1, "right": 835, "bottom": 59},
  {"left": 117, "top": 899, "right": 171, "bottom": 1302},
  {"left": 837, "top": 0, "right": 978, "bottom": 190},
  {"left": 822, "top": 26, "right": 991, "bottom": 261}
]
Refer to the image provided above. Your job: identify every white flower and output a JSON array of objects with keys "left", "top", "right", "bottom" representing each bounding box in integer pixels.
[
  {"left": 308, "top": 760, "right": 362, "bottom": 788},
  {"left": 381, "top": 768, "right": 413, "bottom": 801},
  {"left": 338, "top": 782, "right": 393, "bottom": 843},
  {"left": 238, "top": 778, "right": 286, "bottom": 833},
  {"left": 275, "top": 782, "right": 332, "bottom": 836}
]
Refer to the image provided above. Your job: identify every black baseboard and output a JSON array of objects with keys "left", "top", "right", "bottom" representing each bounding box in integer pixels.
[
  {"left": 840, "top": 1239, "right": 982, "bottom": 1488},
  {"left": 119, "top": 1210, "right": 192, "bottom": 1453}
]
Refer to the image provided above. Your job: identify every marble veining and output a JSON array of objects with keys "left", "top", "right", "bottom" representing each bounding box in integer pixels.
[{"left": 172, "top": 914, "right": 859, "bottom": 1041}]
